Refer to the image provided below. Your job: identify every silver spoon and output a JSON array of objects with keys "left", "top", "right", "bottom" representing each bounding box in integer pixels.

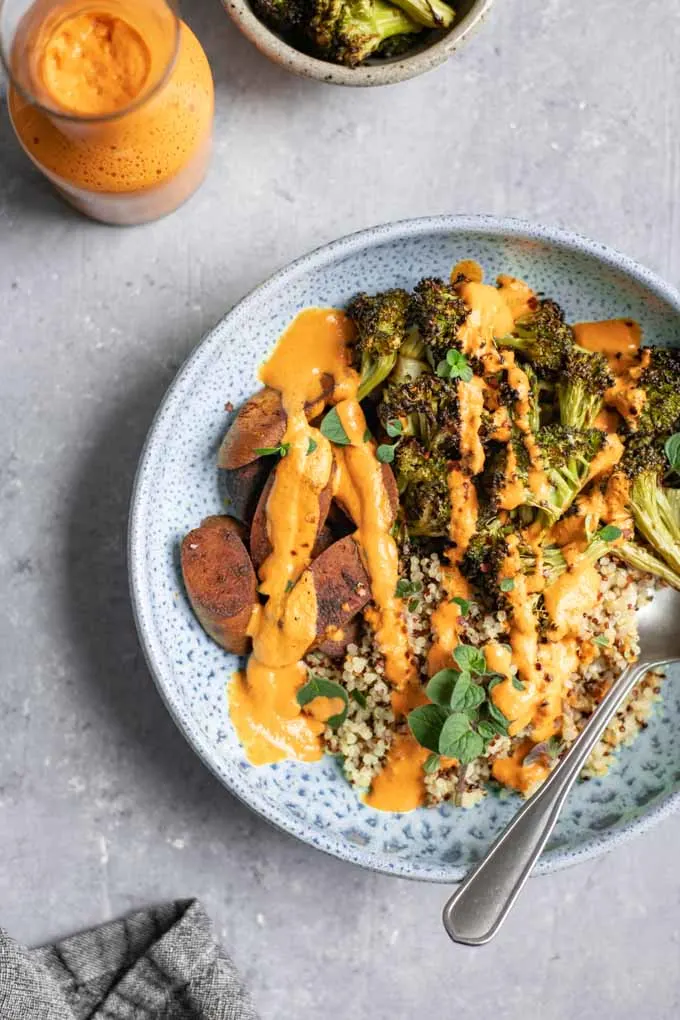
[{"left": 443, "top": 584, "right": 680, "bottom": 946}]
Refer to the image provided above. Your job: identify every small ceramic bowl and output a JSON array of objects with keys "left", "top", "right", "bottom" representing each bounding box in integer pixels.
[
  {"left": 129, "top": 215, "right": 680, "bottom": 883},
  {"left": 221, "top": 0, "right": 494, "bottom": 86}
]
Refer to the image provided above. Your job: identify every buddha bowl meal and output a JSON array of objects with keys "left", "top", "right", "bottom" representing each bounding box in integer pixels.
[{"left": 180, "top": 259, "right": 680, "bottom": 814}]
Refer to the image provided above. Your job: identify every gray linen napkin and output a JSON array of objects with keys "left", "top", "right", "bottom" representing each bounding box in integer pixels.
[{"left": 0, "top": 899, "right": 259, "bottom": 1019}]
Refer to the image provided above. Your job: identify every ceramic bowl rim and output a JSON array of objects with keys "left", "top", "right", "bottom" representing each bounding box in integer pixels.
[
  {"left": 220, "top": 0, "right": 494, "bottom": 87},
  {"left": 129, "top": 214, "right": 680, "bottom": 883}
]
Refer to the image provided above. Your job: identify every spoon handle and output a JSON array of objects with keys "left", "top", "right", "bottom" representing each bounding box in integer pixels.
[{"left": 442, "top": 662, "right": 647, "bottom": 946}]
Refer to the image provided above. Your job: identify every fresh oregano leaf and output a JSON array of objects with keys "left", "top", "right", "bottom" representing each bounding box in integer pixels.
[
  {"left": 438, "top": 711, "right": 470, "bottom": 745},
  {"left": 425, "top": 669, "right": 458, "bottom": 707},
  {"left": 408, "top": 703, "right": 449, "bottom": 753},
  {"left": 439, "top": 713, "right": 483, "bottom": 763},
  {"left": 450, "top": 596, "right": 471, "bottom": 616},
  {"left": 307, "top": 437, "right": 318, "bottom": 455},
  {"left": 445, "top": 349, "right": 474, "bottom": 383},
  {"left": 487, "top": 700, "right": 510, "bottom": 735},
  {"left": 376, "top": 443, "right": 397, "bottom": 464},
  {"left": 423, "top": 753, "right": 440, "bottom": 775},
  {"left": 320, "top": 407, "right": 351, "bottom": 446},
  {"left": 665, "top": 433, "right": 680, "bottom": 473},
  {"left": 363, "top": 428, "right": 372, "bottom": 443},
  {"left": 453, "top": 644, "right": 487, "bottom": 676},
  {"left": 499, "top": 578, "right": 515, "bottom": 592},
  {"left": 511, "top": 676, "right": 526, "bottom": 691},
  {"left": 450, "top": 674, "right": 486, "bottom": 715},
  {"left": 296, "top": 675, "right": 349, "bottom": 728},
  {"left": 592, "top": 635, "right": 610, "bottom": 647},
  {"left": 408, "top": 597, "right": 420, "bottom": 612},
  {"left": 477, "top": 720, "right": 499, "bottom": 742},
  {"left": 486, "top": 673, "right": 505, "bottom": 691},
  {"left": 386, "top": 418, "right": 403, "bottom": 438}
]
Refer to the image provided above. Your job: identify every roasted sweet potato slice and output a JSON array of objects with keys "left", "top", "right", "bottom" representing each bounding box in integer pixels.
[
  {"left": 249, "top": 464, "right": 337, "bottom": 573},
  {"left": 181, "top": 515, "right": 257, "bottom": 655},
  {"left": 218, "top": 382, "right": 333, "bottom": 470},
  {"left": 317, "top": 617, "right": 360, "bottom": 660},
  {"left": 220, "top": 458, "right": 271, "bottom": 524},
  {"left": 304, "top": 535, "right": 371, "bottom": 644},
  {"left": 218, "top": 388, "right": 285, "bottom": 470}
]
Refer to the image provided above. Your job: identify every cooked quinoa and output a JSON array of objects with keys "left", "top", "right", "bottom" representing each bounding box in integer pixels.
[{"left": 307, "top": 550, "right": 665, "bottom": 808}]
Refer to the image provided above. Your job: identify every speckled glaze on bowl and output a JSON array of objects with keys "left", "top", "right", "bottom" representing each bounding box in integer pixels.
[
  {"left": 129, "top": 215, "right": 680, "bottom": 883},
  {"left": 221, "top": 0, "right": 493, "bottom": 86}
]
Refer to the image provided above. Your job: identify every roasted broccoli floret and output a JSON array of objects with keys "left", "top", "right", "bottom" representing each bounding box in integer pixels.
[
  {"left": 251, "top": 0, "right": 307, "bottom": 33},
  {"left": 620, "top": 435, "right": 680, "bottom": 576},
  {"left": 498, "top": 299, "right": 574, "bottom": 378},
  {"left": 389, "top": 0, "right": 455, "bottom": 28},
  {"left": 557, "top": 348, "right": 613, "bottom": 429},
  {"left": 308, "top": 0, "right": 421, "bottom": 67},
  {"left": 394, "top": 438, "right": 451, "bottom": 537},
  {"left": 348, "top": 286, "right": 411, "bottom": 399},
  {"left": 379, "top": 373, "right": 461, "bottom": 458},
  {"left": 460, "top": 512, "right": 510, "bottom": 602},
  {"left": 636, "top": 347, "right": 680, "bottom": 436},
  {"left": 537, "top": 424, "right": 606, "bottom": 522},
  {"left": 482, "top": 433, "right": 530, "bottom": 514},
  {"left": 522, "top": 531, "right": 619, "bottom": 588},
  {"left": 411, "top": 277, "right": 469, "bottom": 369}
]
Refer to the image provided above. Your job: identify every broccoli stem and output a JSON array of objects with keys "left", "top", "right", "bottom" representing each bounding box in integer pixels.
[
  {"left": 389, "top": 0, "right": 455, "bottom": 28},
  {"left": 630, "top": 474, "right": 680, "bottom": 576},
  {"left": 615, "top": 541, "right": 680, "bottom": 591},
  {"left": 355, "top": 0, "right": 422, "bottom": 42},
  {"left": 357, "top": 351, "right": 399, "bottom": 401}
]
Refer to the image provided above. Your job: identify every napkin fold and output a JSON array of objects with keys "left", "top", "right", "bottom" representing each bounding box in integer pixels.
[{"left": 0, "top": 899, "right": 259, "bottom": 1019}]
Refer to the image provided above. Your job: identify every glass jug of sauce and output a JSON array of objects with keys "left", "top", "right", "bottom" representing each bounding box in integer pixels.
[{"left": 1, "top": 0, "right": 214, "bottom": 224}]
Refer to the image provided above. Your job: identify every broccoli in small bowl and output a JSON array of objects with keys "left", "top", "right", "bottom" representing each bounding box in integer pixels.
[{"left": 221, "top": 0, "right": 492, "bottom": 84}]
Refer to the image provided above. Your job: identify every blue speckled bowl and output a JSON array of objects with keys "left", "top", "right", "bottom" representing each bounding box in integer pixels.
[{"left": 129, "top": 215, "right": 680, "bottom": 882}]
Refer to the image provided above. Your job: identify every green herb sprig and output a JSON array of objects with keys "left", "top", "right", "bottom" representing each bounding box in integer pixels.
[
  {"left": 408, "top": 643, "right": 512, "bottom": 767},
  {"left": 436, "top": 349, "right": 473, "bottom": 383}
]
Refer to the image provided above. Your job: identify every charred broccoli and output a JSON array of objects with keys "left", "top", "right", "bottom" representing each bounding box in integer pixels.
[
  {"left": 251, "top": 0, "right": 307, "bottom": 32},
  {"left": 307, "top": 0, "right": 421, "bottom": 67},
  {"left": 394, "top": 439, "right": 451, "bottom": 537},
  {"left": 411, "top": 277, "right": 469, "bottom": 370},
  {"left": 620, "top": 434, "right": 680, "bottom": 576},
  {"left": 498, "top": 299, "right": 574, "bottom": 378},
  {"left": 348, "top": 286, "right": 411, "bottom": 399},
  {"left": 460, "top": 511, "right": 508, "bottom": 601},
  {"left": 482, "top": 433, "right": 530, "bottom": 513},
  {"left": 557, "top": 348, "right": 613, "bottom": 429},
  {"left": 379, "top": 373, "right": 461, "bottom": 458},
  {"left": 635, "top": 347, "right": 680, "bottom": 436},
  {"left": 537, "top": 424, "right": 606, "bottom": 522}
]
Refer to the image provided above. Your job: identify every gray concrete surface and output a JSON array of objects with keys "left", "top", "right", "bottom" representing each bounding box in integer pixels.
[{"left": 1, "top": 0, "right": 680, "bottom": 1016}]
